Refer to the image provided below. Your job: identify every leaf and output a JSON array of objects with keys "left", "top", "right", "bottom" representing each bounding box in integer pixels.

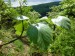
[
  {"left": 51, "top": 16, "right": 70, "bottom": 30},
  {"left": 40, "top": 16, "right": 48, "bottom": 21},
  {"left": 14, "top": 22, "right": 23, "bottom": 32},
  {"left": 27, "top": 25, "right": 38, "bottom": 44},
  {"left": 27, "top": 23, "right": 53, "bottom": 50},
  {"left": 15, "top": 31, "right": 21, "bottom": 36},
  {"left": 14, "top": 20, "right": 28, "bottom": 36}
]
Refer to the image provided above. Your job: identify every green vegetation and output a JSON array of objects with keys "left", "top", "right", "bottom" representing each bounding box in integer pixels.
[
  {"left": 32, "top": 1, "right": 60, "bottom": 16},
  {"left": 0, "top": 0, "right": 75, "bottom": 56}
]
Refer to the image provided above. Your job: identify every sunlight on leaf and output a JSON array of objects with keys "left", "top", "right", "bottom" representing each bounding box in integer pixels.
[
  {"left": 0, "top": 40, "right": 2, "bottom": 45},
  {"left": 51, "top": 16, "right": 70, "bottom": 30},
  {"left": 16, "top": 15, "right": 29, "bottom": 20},
  {"left": 40, "top": 16, "right": 48, "bottom": 20}
]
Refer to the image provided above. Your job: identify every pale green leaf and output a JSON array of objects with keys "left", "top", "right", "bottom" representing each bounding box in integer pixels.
[
  {"left": 14, "top": 22, "right": 22, "bottom": 32},
  {"left": 14, "top": 20, "right": 28, "bottom": 36}
]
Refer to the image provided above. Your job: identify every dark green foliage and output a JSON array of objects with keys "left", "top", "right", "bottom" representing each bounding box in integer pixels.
[{"left": 32, "top": 2, "right": 60, "bottom": 16}]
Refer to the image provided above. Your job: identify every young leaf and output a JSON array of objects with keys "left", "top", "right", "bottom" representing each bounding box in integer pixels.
[
  {"left": 14, "top": 20, "right": 28, "bottom": 36},
  {"left": 27, "top": 23, "right": 53, "bottom": 50},
  {"left": 14, "top": 22, "right": 23, "bottom": 32},
  {"left": 51, "top": 16, "right": 70, "bottom": 30}
]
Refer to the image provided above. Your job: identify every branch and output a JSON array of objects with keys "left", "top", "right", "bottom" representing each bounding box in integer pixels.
[
  {"left": 2, "top": 35, "right": 27, "bottom": 45},
  {"left": 0, "top": 35, "right": 30, "bottom": 49},
  {"left": 0, "top": 2, "right": 30, "bottom": 48}
]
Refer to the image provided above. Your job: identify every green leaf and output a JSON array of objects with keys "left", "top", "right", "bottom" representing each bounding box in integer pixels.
[
  {"left": 15, "top": 31, "right": 21, "bottom": 36},
  {"left": 27, "top": 25, "right": 38, "bottom": 44},
  {"left": 27, "top": 23, "right": 53, "bottom": 50},
  {"left": 51, "top": 16, "right": 71, "bottom": 30},
  {"left": 14, "top": 22, "right": 23, "bottom": 32},
  {"left": 14, "top": 20, "right": 28, "bottom": 36},
  {"left": 40, "top": 16, "right": 48, "bottom": 21}
]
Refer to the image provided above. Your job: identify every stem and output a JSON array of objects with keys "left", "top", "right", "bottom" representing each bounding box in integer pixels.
[
  {"left": 53, "top": 24, "right": 56, "bottom": 40},
  {"left": 20, "top": 20, "right": 24, "bottom": 36}
]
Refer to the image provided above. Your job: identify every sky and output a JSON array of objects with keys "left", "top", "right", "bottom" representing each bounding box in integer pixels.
[
  {"left": 4, "top": 0, "right": 61, "bottom": 7},
  {"left": 27, "top": 0, "right": 61, "bottom": 6}
]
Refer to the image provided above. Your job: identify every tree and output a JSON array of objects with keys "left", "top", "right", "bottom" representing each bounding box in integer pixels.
[{"left": 59, "top": 0, "right": 75, "bottom": 17}]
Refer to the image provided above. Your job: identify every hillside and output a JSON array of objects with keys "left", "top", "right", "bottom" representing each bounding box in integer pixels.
[{"left": 32, "top": 1, "right": 60, "bottom": 16}]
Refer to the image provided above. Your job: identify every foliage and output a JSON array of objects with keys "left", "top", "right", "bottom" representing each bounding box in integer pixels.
[
  {"left": 27, "top": 11, "right": 41, "bottom": 23},
  {"left": 15, "top": 6, "right": 32, "bottom": 16},
  {"left": 32, "top": 2, "right": 60, "bottom": 16},
  {"left": 0, "top": 0, "right": 30, "bottom": 56},
  {"left": 48, "top": 5, "right": 61, "bottom": 18},
  {"left": 48, "top": 0, "right": 75, "bottom": 56},
  {"left": 50, "top": 19, "right": 75, "bottom": 56},
  {"left": 0, "top": 0, "right": 19, "bottom": 29},
  {"left": 59, "top": 0, "right": 75, "bottom": 17}
]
